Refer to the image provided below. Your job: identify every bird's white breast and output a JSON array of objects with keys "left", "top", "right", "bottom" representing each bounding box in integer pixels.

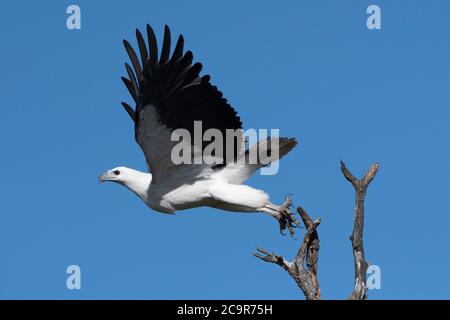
[{"left": 146, "top": 178, "right": 214, "bottom": 213}]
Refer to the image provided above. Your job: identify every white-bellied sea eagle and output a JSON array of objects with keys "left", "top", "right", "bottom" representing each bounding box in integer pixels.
[{"left": 99, "top": 25, "right": 298, "bottom": 235}]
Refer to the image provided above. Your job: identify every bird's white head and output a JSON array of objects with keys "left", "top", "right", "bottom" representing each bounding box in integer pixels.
[{"left": 99, "top": 166, "right": 152, "bottom": 202}]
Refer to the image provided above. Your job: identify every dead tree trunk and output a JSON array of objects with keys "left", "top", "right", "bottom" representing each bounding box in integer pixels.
[
  {"left": 341, "top": 161, "right": 380, "bottom": 300},
  {"left": 254, "top": 206, "right": 321, "bottom": 300},
  {"left": 254, "top": 161, "right": 380, "bottom": 300}
]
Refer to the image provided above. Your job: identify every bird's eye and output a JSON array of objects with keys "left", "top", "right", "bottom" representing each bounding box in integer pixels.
[{"left": 113, "top": 170, "right": 121, "bottom": 175}]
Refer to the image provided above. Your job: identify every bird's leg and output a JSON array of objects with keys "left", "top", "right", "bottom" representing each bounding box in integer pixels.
[{"left": 261, "top": 196, "right": 300, "bottom": 237}]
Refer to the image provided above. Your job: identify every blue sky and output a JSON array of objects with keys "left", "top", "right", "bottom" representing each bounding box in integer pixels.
[{"left": 1, "top": 0, "right": 449, "bottom": 299}]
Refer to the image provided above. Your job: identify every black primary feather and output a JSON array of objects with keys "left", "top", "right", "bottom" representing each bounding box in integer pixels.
[
  {"left": 136, "top": 29, "right": 148, "bottom": 66},
  {"left": 121, "top": 102, "right": 135, "bottom": 121}
]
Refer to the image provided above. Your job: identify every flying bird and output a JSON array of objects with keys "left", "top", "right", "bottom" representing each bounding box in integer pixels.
[{"left": 99, "top": 25, "right": 299, "bottom": 235}]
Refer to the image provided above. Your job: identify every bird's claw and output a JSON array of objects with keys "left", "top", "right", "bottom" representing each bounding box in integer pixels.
[{"left": 276, "top": 196, "right": 300, "bottom": 237}]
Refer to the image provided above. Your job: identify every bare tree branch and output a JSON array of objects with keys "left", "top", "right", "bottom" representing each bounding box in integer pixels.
[
  {"left": 254, "top": 206, "right": 321, "bottom": 300},
  {"left": 340, "top": 161, "right": 380, "bottom": 300},
  {"left": 255, "top": 161, "right": 379, "bottom": 300}
]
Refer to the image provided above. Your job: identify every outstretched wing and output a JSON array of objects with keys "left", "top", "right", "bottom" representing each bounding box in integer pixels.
[{"left": 121, "top": 25, "right": 243, "bottom": 184}]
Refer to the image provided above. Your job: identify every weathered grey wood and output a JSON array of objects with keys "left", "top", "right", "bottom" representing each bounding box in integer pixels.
[
  {"left": 254, "top": 205, "right": 321, "bottom": 300},
  {"left": 340, "top": 161, "right": 380, "bottom": 300},
  {"left": 254, "top": 161, "right": 380, "bottom": 300}
]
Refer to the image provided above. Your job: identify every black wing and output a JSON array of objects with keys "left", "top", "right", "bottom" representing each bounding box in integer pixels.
[{"left": 121, "top": 25, "right": 244, "bottom": 182}]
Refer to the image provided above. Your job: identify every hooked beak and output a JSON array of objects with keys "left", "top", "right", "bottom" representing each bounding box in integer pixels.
[{"left": 99, "top": 171, "right": 112, "bottom": 183}]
